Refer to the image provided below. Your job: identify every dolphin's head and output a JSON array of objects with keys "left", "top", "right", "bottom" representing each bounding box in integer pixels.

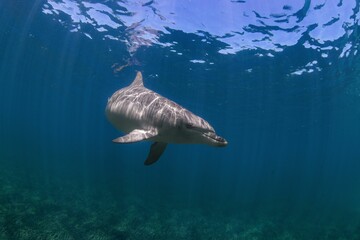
[{"left": 179, "top": 111, "right": 228, "bottom": 147}]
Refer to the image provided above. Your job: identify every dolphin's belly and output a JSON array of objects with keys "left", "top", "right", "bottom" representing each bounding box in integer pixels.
[
  {"left": 106, "top": 109, "right": 141, "bottom": 133},
  {"left": 106, "top": 99, "right": 148, "bottom": 133}
]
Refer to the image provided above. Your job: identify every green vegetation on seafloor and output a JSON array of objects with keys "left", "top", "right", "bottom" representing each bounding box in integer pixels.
[{"left": 0, "top": 172, "right": 359, "bottom": 240}]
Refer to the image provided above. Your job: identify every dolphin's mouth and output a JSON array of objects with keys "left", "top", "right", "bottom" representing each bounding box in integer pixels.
[{"left": 203, "top": 132, "right": 228, "bottom": 146}]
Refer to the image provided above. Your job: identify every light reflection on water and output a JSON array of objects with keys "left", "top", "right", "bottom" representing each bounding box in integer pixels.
[{"left": 42, "top": 0, "right": 359, "bottom": 57}]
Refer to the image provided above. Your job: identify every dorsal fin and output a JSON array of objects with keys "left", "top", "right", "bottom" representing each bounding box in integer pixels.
[{"left": 130, "top": 71, "right": 144, "bottom": 87}]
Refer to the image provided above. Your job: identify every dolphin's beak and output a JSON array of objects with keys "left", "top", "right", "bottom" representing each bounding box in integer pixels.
[{"left": 203, "top": 132, "right": 228, "bottom": 147}]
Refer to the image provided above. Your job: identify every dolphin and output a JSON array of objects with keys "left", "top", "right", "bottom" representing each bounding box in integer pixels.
[{"left": 105, "top": 72, "right": 227, "bottom": 165}]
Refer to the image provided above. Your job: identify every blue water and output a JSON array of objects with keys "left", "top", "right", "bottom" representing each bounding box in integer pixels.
[{"left": 1, "top": 0, "right": 360, "bottom": 239}]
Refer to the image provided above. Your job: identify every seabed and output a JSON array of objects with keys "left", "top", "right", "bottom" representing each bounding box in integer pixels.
[{"left": 0, "top": 167, "right": 359, "bottom": 240}]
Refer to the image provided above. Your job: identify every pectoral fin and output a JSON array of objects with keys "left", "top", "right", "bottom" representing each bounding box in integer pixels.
[
  {"left": 144, "top": 142, "right": 167, "bottom": 166},
  {"left": 112, "top": 129, "right": 157, "bottom": 143}
]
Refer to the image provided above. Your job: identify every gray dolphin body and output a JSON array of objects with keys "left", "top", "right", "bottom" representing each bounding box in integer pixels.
[{"left": 106, "top": 72, "right": 227, "bottom": 165}]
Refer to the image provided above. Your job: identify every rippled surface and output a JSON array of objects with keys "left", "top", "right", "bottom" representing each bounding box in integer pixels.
[
  {"left": 43, "top": 0, "right": 359, "bottom": 54},
  {"left": 40, "top": 0, "right": 360, "bottom": 82}
]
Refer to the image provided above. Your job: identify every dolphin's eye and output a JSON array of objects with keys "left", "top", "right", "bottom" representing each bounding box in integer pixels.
[{"left": 185, "top": 123, "right": 194, "bottom": 129}]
